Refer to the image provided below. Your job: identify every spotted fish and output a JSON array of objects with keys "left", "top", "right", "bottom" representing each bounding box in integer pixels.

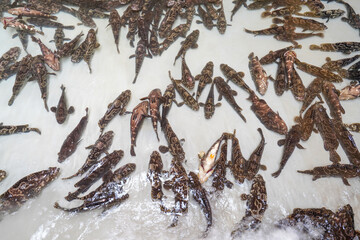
[
  {"left": 0, "top": 122, "right": 41, "bottom": 136},
  {"left": 50, "top": 85, "right": 75, "bottom": 124}
]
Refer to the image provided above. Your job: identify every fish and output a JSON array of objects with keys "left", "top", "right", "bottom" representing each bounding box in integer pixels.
[
  {"left": 148, "top": 151, "right": 164, "bottom": 202},
  {"left": 0, "top": 167, "right": 59, "bottom": 216},
  {"left": 107, "top": 9, "right": 121, "bottom": 53},
  {"left": 56, "top": 31, "right": 84, "bottom": 58},
  {"left": 159, "top": 2, "right": 181, "bottom": 39},
  {"left": 159, "top": 24, "right": 188, "bottom": 54},
  {"left": 128, "top": 101, "right": 149, "bottom": 156},
  {"left": 63, "top": 131, "right": 115, "bottom": 180},
  {"left": 0, "top": 170, "right": 6, "bottom": 183},
  {"left": 204, "top": 3, "right": 218, "bottom": 20},
  {"left": 290, "top": 69, "right": 305, "bottom": 101},
  {"left": 161, "top": 84, "right": 176, "bottom": 123},
  {"left": 168, "top": 71, "right": 199, "bottom": 111},
  {"left": 181, "top": 54, "right": 195, "bottom": 90},
  {"left": 1, "top": 17, "right": 43, "bottom": 35},
  {"left": 50, "top": 85, "right": 75, "bottom": 124},
  {"left": 211, "top": 140, "right": 233, "bottom": 192},
  {"left": 220, "top": 63, "right": 251, "bottom": 93},
  {"left": 300, "top": 78, "right": 323, "bottom": 115},
  {"left": 130, "top": 39, "right": 152, "bottom": 83},
  {"left": 305, "top": 0, "right": 324, "bottom": 12},
  {"left": 83, "top": 29, "right": 100, "bottom": 73},
  {"left": 247, "top": 90, "right": 288, "bottom": 135},
  {"left": 70, "top": 7, "right": 96, "bottom": 28},
  {"left": 58, "top": 108, "right": 89, "bottom": 163},
  {"left": 88, "top": 9, "right": 110, "bottom": 19},
  {"left": 333, "top": 119, "right": 360, "bottom": 166},
  {"left": 340, "top": 0, "right": 360, "bottom": 34},
  {"left": 173, "top": 29, "right": 199, "bottom": 65},
  {"left": 216, "top": 3, "right": 229, "bottom": 34},
  {"left": 214, "top": 76, "right": 246, "bottom": 122},
  {"left": 231, "top": 174, "right": 267, "bottom": 238},
  {"left": 246, "top": 0, "right": 273, "bottom": 10},
  {"left": 0, "top": 46, "right": 21, "bottom": 72},
  {"left": 283, "top": 50, "right": 297, "bottom": 89},
  {"left": 344, "top": 123, "right": 360, "bottom": 133},
  {"left": 31, "top": 55, "right": 53, "bottom": 111},
  {"left": 272, "top": 124, "right": 304, "bottom": 178},
  {"left": 140, "top": 88, "right": 163, "bottom": 141},
  {"left": 196, "top": 5, "right": 214, "bottom": 30},
  {"left": 245, "top": 24, "right": 292, "bottom": 36},
  {"left": 310, "top": 42, "right": 360, "bottom": 54},
  {"left": 273, "top": 16, "right": 327, "bottom": 32},
  {"left": 188, "top": 171, "right": 212, "bottom": 237},
  {"left": 321, "top": 55, "right": 360, "bottom": 77},
  {"left": 339, "top": 81, "right": 360, "bottom": 100},
  {"left": 230, "top": 0, "right": 247, "bottom": 21},
  {"left": 321, "top": 81, "right": 344, "bottom": 120},
  {"left": 294, "top": 58, "right": 343, "bottom": 83},
  {"left": 195, "top": 61, "right": 214, "bottom": 101},
  {"left": 228, "top": 130, "right": 247, "bottom": 184},
  {"left": 8, "top": 7, "right": 57, "bottom": 20},
  {"left": 26, "top": 17, "right": 74, "bottom": 30},
  {"left": 12, "top": 29, "right": 30, "bottom": 53},
  {"left": 0, "top": 122, "right": 41, "bottom": 136},
  {"left": 76, "top": 163, "right": 136, "bottom": 201},
  {"left": 198, "top": 132, "right": 232, "bottom": 183},
  {"left": 31, "top": 36, "right": 60, "bottom": 71},
  {"left": 275, "top": 31, "right": 324, "bottom": 46},
  {"left": 249, "top": 52, "right": 268, "bottom": 95},
  {"left": 259, "top": 45, "right": 300, "bottom": 65},
  {"left": 71, "top": 30, "right": 91, "bottom": 63},
  {"left": 313, "top": 102, "right": 341, "bottom": 164},
  {"left": 295, "top": 103, "right": 316, "bottom": 141},
  {"left": 65, "top": 150, "right": 123, "bottom": 201},
  {"left": 25, "top": 0, "right": 62, "bottom": 14},
  {"left": 295, "top": 9, "right": 345, "bottom": 22},
  {"left": 8, "top": 54, "right": 33, "bottom": 106},
  {"left": 298, "top": 163, "right": 360, "bottom": 186},
  {"left": 159, "top": 117, "right": 185, "bottom": 163},
  {"left": 262, "top": 5, "right": 301, "bottom": 18},
  {"left": 273, "top": 58, "right": 286, "bottom": 96},
  {"left": 245, "top": 128, "right": 267, "bottom": 180},
  {"left": 161, "top": 160, "right": 188, "bottom": 227},
  {"left": 49, "top": 28, "right": 70, "bottom": 50},
  {"left": 199, "top": 82, "right": 221, "bottom": 119},
  {"left": 98, "top": 89, "right": 131, "bottom": 133},
  {"left": 149, "top": 27, "right": 160, "bottom": 56}
]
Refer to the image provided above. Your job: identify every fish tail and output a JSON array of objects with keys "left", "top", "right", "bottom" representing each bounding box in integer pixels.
[
  {"left": 272, "top": 18, "right": 284, "bottom": 24},
  {"left": 30, "top": 128, "right": 41, "bottom": 135},
  {"left": 316, "top": 33, "right": 324, "bottom": 38},
  {"left": 62, "top": 171, "right": 80, "bottom": 180},
  {"left": 261, "top": 11, "right": 271, "bottom": 18},
  {"left": 236, "top": 108, "right": 246, "bottom": 122},
  {"left": 116, "top": 44, "right": 120, "bottom": 54},
  {"left": 64, "top": 192, "right": 77, "bottom": 201},
  {"left": 54, "top": 202, "right": 78, "bottom": 212},
  {"left": 309, "top": 44, "right": 321, "bottom": 50},
  {"left": 130, "top": 145, "right": 136, "bottom": 156},
  {"left": 8, "top": 95, "right": 15, "bottom": 106},
  {"left": 271, "top": 169, "right": 282, "bottom": 178},
  {"left": 31, "top": 35, "right": 37, "bottom": 43},
  {"left": 132, "top": 73, "right": 139, "bottom": 84},
  {"left": 50, "top": 16, "right": 58, "bottom": 20},
  {"left": 329, "top": 149, "right": 341, "bottom": 164},
  {"left": 44, "top": 99, "right": 49, "bottom": 112},
  {"left": 297, "top": 169, "right": 312, "bottom": 174},
  {"left": 244, "top": 28, "right": 254, "bottom": 34}
]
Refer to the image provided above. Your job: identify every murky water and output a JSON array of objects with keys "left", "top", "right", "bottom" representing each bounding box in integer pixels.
[{"left": 1, "top": 1, "right": 360, "bottom": 239}]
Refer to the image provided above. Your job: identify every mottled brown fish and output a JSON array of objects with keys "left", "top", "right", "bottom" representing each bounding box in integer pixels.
[
  {"left": 50, "top": 85, "right": 75, "bottom": 124},
  {"left": 294, "top": 58, "right": 343, "bottom": 83},
  {"left": 128, "top": 101, "right": 149, "bottom": 156},
  {"left": 130, "top": 39, "right": 151, "bottom": 83},
  {"left": 310, "top": 42, "right": 360, "bottom": 54},
  {"left": 321, "top": 55, "right": 360, "bottom": 77},
  {"left": 284, "top": 50, "right": 297, "bottom": 89},
  {"left": 313, "top": 102, "right": 340, "bottom": 164},
  {"left": 195, "top": 61, "right": 214, "bottom": 101},
  {"left": 140, "top": 88, "right": 163, "bottom": 141},
  {"left": 295, "top": 103, "right": 316, "bottom": 141},
  {"left": 275, "top": 31, "right": 324, "bottom": 46},
  {"left": 188, "top": 171, "right": 212, "bottom": 237},
  {"left": 0, "top": 167, "right": 59, "bottom": 216},
  {"left": 181, "top": 55, "right": 195, "bottom": 90},
  {"left": 0, "top": 122, "right": 41, "bottom": 136},
  {"left": 161, "top": 84, "right": 176, "bottom": 123},
  {"left": 340, "top": 0, "right": 360, "bottom": 34},
  {"left": 108, "top": 9, "right": 121, "bottom": 53},
  {"left": 296, "top": 9, "right": 345, "bottom": 22},
  {"left": 247, "top": 91, "right": 288, "bottom": 135},
  {"left": 1, "top": 17, "right": 43, "bottom": 35},
  {"left": 159, "top": 2, "right": 181, "bottom": 39},
  {"left": 159, "top": 117, "right": 185, "bottom": 163},
  {"left": 199, "top": 82, "right": 221, "bottom": 119},
  {"left": 12, "top": 29, "right": 29, "bottom": 53},
  {"left": 173, "top": 29, "right": 199, "bottom": 65},
  {"left": 339, "top": 81, "right": 360, "bottom": 101},
  {"left": 211, "top": 140, "right": 233, "bottom": 192},
  {"left": 65, "top": 150, "right": 123, "bottom": 201},
  {"left": 220, "top": 63, "right": 251, "bottom": 93},
  {"left": 273, "top": 16, "right": 328, "bottom": 32},
  {"left": 272, "top": 124, "right": 304, "bottom": 178},
  {"left": 231, "top": 0, "right": 247, "bottom": 21},
  {"left": 298, "top": 163, "right": 360, "bottom": 186},
  {"left": 26, "top": 17, "right": 74, "bottom": 30},
  {"left": 273, "top": 59, "right": 287, "bottom": 96},
  {"left": 63, "top": 131, "right": 115, "bottom": 180},
  {"left": 169, "top": 71, "right": 199, "bottom": 111},
  {"left": 259, "top": 45, "right": 300, "bottom": 65},
  {"left": 321, "top": 81, "right": 344, "bottom": 120},
  {"left": 8, "top": 7, "right": 57, "bottom": 20},
  {"left": 83, "top": 29, "right": 100, "bottom": 73},
  {"left": 31, "top": 36, "right": 60, "bottom": 71},
  {"left": 245, "top": 24, "right": 293, "bottom": 36},
  {"left": 0, "top": 60, "right": 20, "bottom": 81},
  {"left": 98, "top": 89, "right": 131, "bottom": 133},
  {"left": 58, "top": 108, "right": 89, "bottom": 163},
  {"left": 216, "top": 3, "right": 229, "bottom": 34},
  {"left": 159, "top": 24, "right": 187, "bottom": 54},
  {"left": 50, "top": 28, "right": 70, "bottom": 50},
  {"left": 214, "top": 76, "right": 246, "bottom": 122},
  {"left": 231, "top": 174, "right": 267, "bottom": 238},
  {"left": 333, "top": 119, "right": 360, "bottom": 166},
  {"left": 31, "top": 55, "right": 53, "bottom": 111},
  {"left": 249, "top": 52, "right": 268, "bottom": 95},
  {"left": 300, "top": 77, "right": 323, "bottom": 115},
  {"left": 228, "top": 130, "right": 247, "bottom": 184},
  {"left": 290, "top": 69, "right": 305, "bottom": 101},
  {"left": 56, "top": 31, "right": 84, "bottom": 58},
  {"left": 262, "top": 5, "right": 301, "bottom": 18},
  {"left": 246, "top": 128, "right": 267, "bottom": 180},
  {"left": 8, "top": 54, "right": 33, "bottom": 106},
  {"left": 148, "top": 151, "right": 164, "bottom": 203},
  {"left": 0, "top": 46, "right": 20, "bottom": 72}
]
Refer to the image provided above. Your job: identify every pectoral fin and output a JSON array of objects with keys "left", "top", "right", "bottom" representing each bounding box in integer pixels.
[{"left": 342, "top": 177, "right": 350, "bottom": 186}]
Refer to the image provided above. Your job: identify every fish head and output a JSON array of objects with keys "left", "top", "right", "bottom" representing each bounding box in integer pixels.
[
  {"left": 35, "top": 167, "right": 60, "bottom": 186},
  {"left": 113, "top": 163, "right": 136, "bottom": 181}
]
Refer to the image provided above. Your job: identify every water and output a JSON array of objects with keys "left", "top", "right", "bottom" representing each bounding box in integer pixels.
[{"left": 0, "top": 1, "right": 360, "bottom": 239}]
